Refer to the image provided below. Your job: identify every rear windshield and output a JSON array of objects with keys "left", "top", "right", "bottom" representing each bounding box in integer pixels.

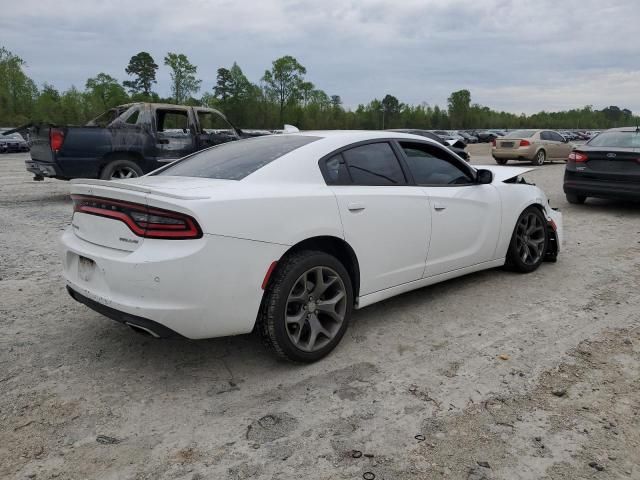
[
  {"left": 157, "top": 135, "right": 320, "bottom": 180},
  {"left": 587, "top": 131, "right": 640, "bottom": 148},
  {"left": 505, "top": 130, "right": 535, "bottom": 138}
]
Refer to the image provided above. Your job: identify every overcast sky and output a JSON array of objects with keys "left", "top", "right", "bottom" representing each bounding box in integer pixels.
[{"left": 2, "top": 0, "right": 639, "bottom": 114}]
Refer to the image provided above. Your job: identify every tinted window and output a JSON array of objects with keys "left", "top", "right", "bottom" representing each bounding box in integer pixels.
[
  {"left": 342, "top": 142, "right": 405, "bottom": 185},
  {"left": 157, "top": 135, "right": 319, "bottom": 180},
  {"left": 588, "top": 131, "right": 640, "bottom": 148},
  {"left": 549, "top": 131, "right": 564, "bottom": 142},
  {"left": 324, "top": 153, "right": 351, "bottom": 184},
  {"left": 506, "top": 130, "right": 535, "bottom": 138},
  {"left": 400, "top": 142, "right": 473, "bottom": 185}
]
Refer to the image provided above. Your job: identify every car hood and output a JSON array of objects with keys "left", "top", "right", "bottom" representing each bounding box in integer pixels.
[{"left": 475, "top": 165, "right": 535, "bottom": 183}]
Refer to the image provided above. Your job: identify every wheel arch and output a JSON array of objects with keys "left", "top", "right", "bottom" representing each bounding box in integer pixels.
[
  {"left": 99, "top": 151, "right": 145, "bottom": 176},
  {"left": 269, "top": 235, "right": 361, "bottom": 302}
]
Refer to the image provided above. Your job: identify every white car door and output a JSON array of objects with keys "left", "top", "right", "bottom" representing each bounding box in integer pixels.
[
  {"left": 396, "top": 141, "right": 501, "bottom": 277},
  {"left": 323, "top": 142, "right": 431, "bottom": 295}
]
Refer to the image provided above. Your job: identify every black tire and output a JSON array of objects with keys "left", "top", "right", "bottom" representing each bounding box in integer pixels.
[
  {"left": 566, "top": 193, "right": 586, "bottom": 204},
  {"left": 494, "top": 157, "right": 508, "bottom": 165},
  {"left": 99, "top": 159, "right": 143, "bottom": 180},
  {"left": 532, "top": 149, "right": 546, "bottom": 166},
  {"left": 258, "top": 250, "right": 353, "bottom": 363},
  {"left": 506, "top": 206, "right": 549, "bottom": 273}
]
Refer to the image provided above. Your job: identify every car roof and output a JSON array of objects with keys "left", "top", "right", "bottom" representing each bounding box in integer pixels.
[{"left": 601, "top": 126, "right": 640, "bottom": 132}]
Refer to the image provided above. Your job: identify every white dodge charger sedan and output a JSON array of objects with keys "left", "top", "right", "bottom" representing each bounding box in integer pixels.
[{"left": 61, "top": 131, "right": 562, "bottom": 362}]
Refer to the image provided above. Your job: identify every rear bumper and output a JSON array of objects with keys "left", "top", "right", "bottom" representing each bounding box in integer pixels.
[
  {"left": 60, "top": 226, "right": 287, "bottom": 339},
  {"left": 26, "top": 158, "right": 64, "bottom": 178},
  {"left": 67, "top": 286, "right": 181, "bottom": 338},
  {"left": 563, "top": 172, "right": 640, "bottom": 200},
  {"left": 492, "top": 147, "right": 536, "bottom": 161}
]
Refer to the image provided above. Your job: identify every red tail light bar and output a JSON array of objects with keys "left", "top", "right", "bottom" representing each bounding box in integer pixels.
[
  {"left": 50, "top": 128, "right": 65, "bottom": 152},
  {"left": 568, "top": 151, "right": 588, "bottom": 163},
  {"left": 71, "top": 195, "right": 202, "bottom": 240},
  {"left": 519, "top": 139, "right": 531, "bottom": 147}
]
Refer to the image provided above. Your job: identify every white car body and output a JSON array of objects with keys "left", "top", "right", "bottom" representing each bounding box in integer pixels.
[{"left": 61, "top": 131, "right": 562, "bottom": 341}]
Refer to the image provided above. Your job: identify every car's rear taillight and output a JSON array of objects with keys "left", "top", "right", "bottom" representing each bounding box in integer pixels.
[
  {"left": 50, "top": 128, "right": 65, "bottom": 152},
  {"left": 491, "top": 139, "right": 496, "bottom": 147},
  {"left": 71, "top": 195, "right": 202, "bottom": 240},
  {"left": 519, "top": 139, "right": 531, "bottom": 147},
  {"left": 568, "top": 151, "right": 588, "bottom": 163}
]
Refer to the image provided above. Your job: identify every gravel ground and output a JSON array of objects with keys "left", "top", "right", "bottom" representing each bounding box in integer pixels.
[{"left": 1, "top": 147, "right": 639, "bottom": 480}]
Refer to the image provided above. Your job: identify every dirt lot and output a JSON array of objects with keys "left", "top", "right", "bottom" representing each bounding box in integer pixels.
[{"left": 1, "top": 146, "right": 639, "bottom": 480}]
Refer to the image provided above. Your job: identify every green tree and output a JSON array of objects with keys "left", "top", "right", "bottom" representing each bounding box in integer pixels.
[
  {"left": 0, "top": 47, "right": 38, "bottom": 125},
  {"left": 164, "top": 52, "right": 201, "bottom": 104},
  {"left": 447, "top": 89, "right": 471, "bottom": 128},
  {"left": 34, "top": 83, "right": 61, "bottom": 123},
  {"left": 123, "top": 52, "right": 158, "bottom": 96},
  {"left": 85, "top": 73, "right": 127, "bottom": 112},
  {"left": 381, "top": 94, "right": 401, "bottom": 128},
  {"left": 262, "top": 55, "right": 307, "bottom": 125}
]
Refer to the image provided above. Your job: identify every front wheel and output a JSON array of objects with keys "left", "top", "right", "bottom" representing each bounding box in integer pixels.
[
  {"left": 258, "top": 250, "right": 353, "bottom": 362},
  {"left": 506, "top": 206, "right": 549, "bottom": 273}
]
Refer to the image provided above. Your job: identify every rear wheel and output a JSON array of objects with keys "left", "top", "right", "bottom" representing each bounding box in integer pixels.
[
  {"left": 494, "top": 158, "right": 508, "bottom": 165},
  {"left": 100, "top": 159, "right": 143, "bottom": 180},
  {"left": 506, "top": 206, "right": 548, "bottom": 273},
  {"left": 258, "top": 250, "right": 353, "bottom": 363},
  {"left": 533, "top": 149, "right": 546, "bottom": 166},
  {"left": 566, "top": 193, "right": 586, "bottom": 204}
]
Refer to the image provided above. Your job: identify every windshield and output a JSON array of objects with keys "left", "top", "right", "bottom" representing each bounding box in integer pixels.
[
  {"left": 587, "top": 130, "right": 640, "bottom": 148},
  {"left": 505, "top": 130, "right": 535, "bottom": 138},
  {"left": 1, "top": 132, "right": 24, "bottom": 140},
  {"left": 157, "top": 135, "right": 320, "bottom": 180}
]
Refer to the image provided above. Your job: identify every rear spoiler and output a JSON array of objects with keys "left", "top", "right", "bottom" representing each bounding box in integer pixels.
[{"left": 70, "top": 178, "right": 210, "bottom": 200}]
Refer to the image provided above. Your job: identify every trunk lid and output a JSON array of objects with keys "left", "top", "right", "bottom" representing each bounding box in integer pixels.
[
  {"left": 70, "top": 182, "right": 150, "bottom": 252},
  {"left": 496, "top": 138, "right": 523, "bottom": 149},
  {"left": 576, "top": 147, "right": 640, "bottom": 181},
  {"left": 69, "top": 176, "right": 232, "bottom": 251}
]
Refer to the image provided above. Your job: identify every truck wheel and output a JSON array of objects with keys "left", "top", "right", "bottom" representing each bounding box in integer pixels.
[{"left": 100, "top": 160, "right": 143, "bottom": 180}]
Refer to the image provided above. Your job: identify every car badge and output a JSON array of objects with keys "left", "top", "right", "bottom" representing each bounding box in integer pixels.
[{"left": 606, "top": 153, "right": 616, "bottom": 158}]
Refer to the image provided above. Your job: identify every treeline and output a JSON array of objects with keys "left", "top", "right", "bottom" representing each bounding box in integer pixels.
[{"left": 0, "top": 46, "right": 637, "bottom": 130}]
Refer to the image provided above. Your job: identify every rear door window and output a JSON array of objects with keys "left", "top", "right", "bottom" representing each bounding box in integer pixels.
[
  {"left": 157, "top": 135, "right": 320, "bottom": 180},
  {"left": 340, "top": 142, "right": 406, "bottom": 186}
]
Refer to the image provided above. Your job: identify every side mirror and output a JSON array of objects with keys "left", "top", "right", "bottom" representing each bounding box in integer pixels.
[{"left": 476, "top": 169, "right": 493, "bottom": 185}]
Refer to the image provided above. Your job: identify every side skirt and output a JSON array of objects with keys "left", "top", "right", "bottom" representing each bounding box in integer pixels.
[{"left": 356, "top": 258, "right": 506, "bottom": 309}]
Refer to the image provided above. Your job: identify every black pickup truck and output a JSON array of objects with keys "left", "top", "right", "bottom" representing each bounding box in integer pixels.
[{"left": 26, "top": 102, "right": 257, "bottom": 180}]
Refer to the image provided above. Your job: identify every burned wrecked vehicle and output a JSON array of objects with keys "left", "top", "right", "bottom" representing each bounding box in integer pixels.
[{"left": 25, "top": 103, "right": 263, "bottom": 180}]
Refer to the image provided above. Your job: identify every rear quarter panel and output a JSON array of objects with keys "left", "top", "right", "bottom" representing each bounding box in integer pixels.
[{"left": 147, "top": 183, "right": 345, "bottom": 247}]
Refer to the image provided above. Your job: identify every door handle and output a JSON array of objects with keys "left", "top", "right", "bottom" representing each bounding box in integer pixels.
[
  {"left": 434, "top": 203, "right": 447, "bottom": 211},
  {"left": 157, "top": 139, "right": 169, "bottom": 144},
  {"left": 347, "top": 202, "right": 366, "bottom": 212}
]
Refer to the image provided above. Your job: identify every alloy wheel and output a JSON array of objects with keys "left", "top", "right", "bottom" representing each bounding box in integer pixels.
[
  {"left": 515, "top": 212, "right": 545, "bottom": 265},
  {"left": 110, "top": 167, "right": 139, "bottom": 180},
  {"left": 285, "top": 266, "right": 347, "bottom": 352}
]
